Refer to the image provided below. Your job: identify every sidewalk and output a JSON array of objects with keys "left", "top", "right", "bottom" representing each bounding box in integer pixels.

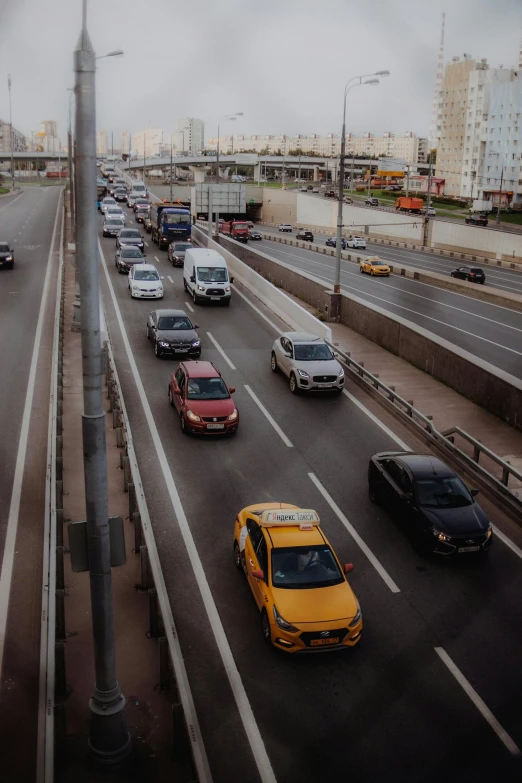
[{"left": 58, "top": 216, "right": 180, "bottom": 781}]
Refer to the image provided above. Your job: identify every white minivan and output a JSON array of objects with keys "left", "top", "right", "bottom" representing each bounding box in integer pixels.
[{"left": 183, "top": 248, "right": 234, "bottom": 306}]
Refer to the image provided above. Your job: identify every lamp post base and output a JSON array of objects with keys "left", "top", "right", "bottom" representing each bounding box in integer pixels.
[{"left": 88, "top": 690, "right": 131, "bottom": 765}]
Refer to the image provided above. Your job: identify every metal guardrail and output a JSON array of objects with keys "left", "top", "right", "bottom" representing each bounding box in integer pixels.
[{"left": 327, "top": 340, "right": 522, "bottom": 514}]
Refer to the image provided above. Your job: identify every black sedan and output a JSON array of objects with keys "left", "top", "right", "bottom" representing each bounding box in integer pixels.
[
  {"left": 248, "top": 231, "right": 262, "bottom": 241},
  {"left": 146, "top": 309, "right": 201, "bottom": 358},
  {"left": 325, "top": 237, "right": 346, "bottom": 249},
  {"left": 0, "top": 241, "right": 14, "bottom": 269},
  {"left": 115, "top": 246, "right": 146, "bottom": 274},
  {"left": 116, "top": 228, "right": 145, "bottom": 251},
  {"left": 296, "top": 229, "right": 314, "bottom": 242},
  {"left": 368, "top": 452, "right": 492, "bottom": 557},
  {"left": 465, "top": 214, "right": 488, "bottom": 226},
  {"left": 450, "top": 266, "right": 485, "bottom": 284}
]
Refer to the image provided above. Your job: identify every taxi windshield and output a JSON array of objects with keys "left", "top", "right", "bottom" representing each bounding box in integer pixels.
[
  {"left": 271, "top": 545, "right": 344, "bottom": 589},
  {"left": 371, "top": 259, "right": 386, "bottom": 266}
]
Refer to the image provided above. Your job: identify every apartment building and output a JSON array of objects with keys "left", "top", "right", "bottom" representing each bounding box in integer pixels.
[
  {"left": 0, "top": 120, "right": 26, "bottom": 152},
  {"left": 176, "top": 117, "right": 204, "bottom": 154},
  {"left": 97, "top": 128, "right": 108, "bottom": 156},
  {"left": 205, "top": 132, "right": 427, "bottom": 164},
  {"left": 133, "top": 128, "right": 163, "bottom": 158},
  {"left": 483, "top": 72, "right": 522, "bottom": 206}
]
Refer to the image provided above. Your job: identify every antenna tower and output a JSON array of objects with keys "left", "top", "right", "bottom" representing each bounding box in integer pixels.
[{"left": 429, "top": 12, "right": 445, "bottom": 150}]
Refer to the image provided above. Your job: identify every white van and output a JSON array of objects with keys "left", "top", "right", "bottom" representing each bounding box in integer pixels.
[
  {"left": 128, "top": 180, "right": 148, "bottom": 205},
  {"left": 183, "top": 248, "right": 234, "bottom": 306}
]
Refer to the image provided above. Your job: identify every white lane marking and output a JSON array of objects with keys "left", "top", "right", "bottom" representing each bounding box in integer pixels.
[
  {"left": 167, "top": 275, "right": 174, "bottom": 284},
  {"left": 98, "top": 239, "right": 277, "bottom": 783},
  {"left": 144, "top": 241, "right": 149, "bottom": 247},
  {"left": 0, "top": 191, "right": 23, "bottom": 212},
  {"left": 309, "top": 472, "right": 401, "bottom": 593},
  {"left": 206, "top": 331, "right": 236, "bottom": 370},
  {"left": 244, "top": 385, "right": 293, "bottom": 447},
  {"left": 231, "top": 284, "right": 282, "bottom": 333},
  {"left": 434, "top": 647, "right": 521, "bottom": 757},
  {"left": 184, "top": 300, "right": 194, "bottom": 313},
  {"left": 490, "top": 524, "right": 522, "bottom": 561},
  {"left": 342, "top": 389, "right": 410, "bottom": 450},
  {"left": 0, "top": 189, "right": 62, "bottom": 678},
  {"left": 154, "top": 255, "right": 161, "bottom": 263}
]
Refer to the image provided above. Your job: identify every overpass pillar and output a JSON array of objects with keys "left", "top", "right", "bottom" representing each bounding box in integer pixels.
[
  {"left": 253, "top": 163, "right": 261, "bottom": 182},
  {"left": 189, "top": 166, "right": 205, "bottom": 184},
  {"left": 313, "top": 166, "right": 320, "bottom": 182}
]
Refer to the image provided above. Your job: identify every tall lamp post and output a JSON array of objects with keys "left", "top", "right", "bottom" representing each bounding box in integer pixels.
[
  {"left": 7, "top": 75, "right": 15, "bottom": 191},
  {"left": 74, "top": 0, "right": 129, "bottom": 763},
  {"left": 215, "top": 112, "right": 243, "bottom": 232},
  {"left": 334, "top": 71, "right": 390, "bottom": 293}
]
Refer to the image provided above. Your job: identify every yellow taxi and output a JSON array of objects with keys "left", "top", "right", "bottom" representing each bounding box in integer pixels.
[
  {"left": 233, "top": 503, "right": 362, "bottom": 652},
  {"left": 360, "top": 256, "right": 391, "bottom": 276}
]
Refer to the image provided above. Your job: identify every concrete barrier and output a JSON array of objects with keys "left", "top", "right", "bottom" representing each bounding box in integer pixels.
[
  {"left": 191, "top": 226, "right": 332, "bottom": 341},
  {"left": 194, "top": 226, "right": 522, "bottom": 431}
]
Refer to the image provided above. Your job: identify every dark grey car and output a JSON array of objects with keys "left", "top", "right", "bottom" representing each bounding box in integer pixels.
[
  {"left": 116, "top": 228, "right": 145, "bottom": 251},
  {"left": 115, "top": 246, "right": 146, "bottom": 273},
  {"left": 167, "top": 241, "right": 192, "bottom": 267},
  {"left": 0, "top": 241, "right": 14, "bottom": 269},
  {"left": 146, "top": 309, "right": 201, "bottom": 358}
]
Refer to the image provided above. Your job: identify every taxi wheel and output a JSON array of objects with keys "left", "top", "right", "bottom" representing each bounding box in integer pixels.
[
  {"left": 261, "top": 609, "right": 272, "bottom": 645},
  {"left": 289, "top": 373, "right": 299, "bottom": 394},
  {"left": 359, "top": 265, "right": 364, "bottom": 273},
  {"left": 271, "top": 352, "right": 278, "bottom": 373},
  {"left": 370, "top": 269, "right": 374, "bottom": 276}
]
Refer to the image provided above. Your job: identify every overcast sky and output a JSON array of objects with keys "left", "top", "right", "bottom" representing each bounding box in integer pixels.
[{"left": 0, "top": 0, "right": 520, "bottom": 145}]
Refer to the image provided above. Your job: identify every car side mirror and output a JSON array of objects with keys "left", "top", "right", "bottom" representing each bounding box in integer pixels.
[
  {"left": 173, "top": 384, "right": 181, "bottom": 395},
  {"left": 229, "top": 387, "right": 235, "bottom": 394},
  {"left": 193, "top": 324, "right": 200, "bottom": 329},
  {"left": 344, "top": 563, "right": 354, "bottom": 574},
  {"left": 470, "top": 489, "right": 479, "bottom": 497},
  {"left": 333, "top": 352, "right": 339, "bottom": 358},
  {"left": 230, "top": 276, "right": 235, "bottom": 284},
  {"left": 251, "top": 569, "right": 264, "bottom": 580},
  {"left": 190, "top": 275, "right": 195, "bottom": 283}
]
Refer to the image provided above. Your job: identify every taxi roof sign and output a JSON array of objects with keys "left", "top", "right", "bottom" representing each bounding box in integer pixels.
[{"left": 258, "top": 509, "right": 320, "bottom": 527}]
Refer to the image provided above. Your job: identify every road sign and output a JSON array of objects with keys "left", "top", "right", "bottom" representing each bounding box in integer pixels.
[
  {"left": 378, "top": 157, "right": 405, "bottom": 172},
  {"left": 235, "top": 153, "right": 258, "bottom": 165}
]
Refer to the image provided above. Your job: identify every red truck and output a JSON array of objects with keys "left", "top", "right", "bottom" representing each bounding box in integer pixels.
[
  {"left": 221, "top": 220, "right": 249, "bottom": 243},
  {"left": 395, "top": 197, "right": 423, "bottom": 213}
]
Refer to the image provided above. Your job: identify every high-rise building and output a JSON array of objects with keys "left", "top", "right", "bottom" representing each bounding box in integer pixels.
[
  {"left": 436, "top": 55, "right": 513, "bottom": 197},
  {"left": 482, "top": 72, "right": 522, "bottom": 206},
  {"left": 176, "top": 117, "right": 204, "bottom": 154},
  {"left": 97, "top": 128, "right": 108, "bottom": 155},
  {"left": 0, "top": 119, "right": 26, "bottom": 152},
  {"left": 40, "top": 120, "right": 58, "bottom": 138},
  {"left": 120, "top": 130, "right": 131, "bottom": 155},
  {"left": 133, "top": 128, "right": 163, "bottom": 157}
]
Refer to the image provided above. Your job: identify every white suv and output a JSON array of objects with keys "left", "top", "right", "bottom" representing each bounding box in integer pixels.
[
  {"left": 271, "top": 332, "right": 344, "bottom": 394},
  {"left": 278, "top": 223, "right": 292, "bottom": 232},
  {"left": 346, "top": 236, "right": 367, "bottom": 249}
]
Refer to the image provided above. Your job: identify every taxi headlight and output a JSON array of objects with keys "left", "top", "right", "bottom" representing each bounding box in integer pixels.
[
  {"left": 349, "top": 602, "right": 362, "bottom": 627},
  {"left": 227, "top": 408, "right": 238, "bottom": 421},
  {"left": 273, "top": 606, "right": 298, "bottom": 633},
  {"left": 297, "top": 369, "right": 309, "bottom": 378},
  {"left": 186, "top": 409, "right": 201, "bottom": 422}
]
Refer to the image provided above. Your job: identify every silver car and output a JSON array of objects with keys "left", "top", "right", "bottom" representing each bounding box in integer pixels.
[
  {"left": 100, "top": 197, "right": 116, "bottom": 214},
  {"left": 103, "top": 218, "right": 124, "bottom": 238},
  {"left": 271, "top": 332, "right": 344, "bottom": 394}
]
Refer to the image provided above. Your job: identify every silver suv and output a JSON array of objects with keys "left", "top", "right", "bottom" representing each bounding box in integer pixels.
[{"left": 271, "top": 332, "right": 344, "bottom": 394}]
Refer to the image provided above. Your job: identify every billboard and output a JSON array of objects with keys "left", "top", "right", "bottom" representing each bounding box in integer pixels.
[
  {"left": 234, "top": 153, "right": 258, "bottom": 165},
  {"left": 192, "top": 183, "right": 246, "bottom": 213},
  {"left": 378, "top": 157, "right": 406, "bottom": 171}
]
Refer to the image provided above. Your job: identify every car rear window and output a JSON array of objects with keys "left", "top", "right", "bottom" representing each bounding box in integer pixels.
[{"left": 470, "top": 268, "right": 484, "bottom": 273}]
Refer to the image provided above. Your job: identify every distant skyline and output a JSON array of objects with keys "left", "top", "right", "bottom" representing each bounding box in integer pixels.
[{"left": 0, "top": 0, "right": 520, "bottom": 145}]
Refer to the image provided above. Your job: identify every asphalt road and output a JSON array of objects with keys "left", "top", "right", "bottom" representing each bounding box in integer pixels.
[
  {"left": 99, "top": 204, "right": 522, "bottom": 783},
  {"left": 252, "top": 230, "right": 522, "bottom": 380},
  {"left": 0, "top": 186, "right": 62, "bottom": 780}
]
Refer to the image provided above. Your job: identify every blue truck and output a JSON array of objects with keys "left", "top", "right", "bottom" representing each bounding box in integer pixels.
[{"left": 149, "top": 201, "right": 191, "bottom": 249}]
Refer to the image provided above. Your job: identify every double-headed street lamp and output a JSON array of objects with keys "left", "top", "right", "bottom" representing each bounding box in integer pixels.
[
  {"left": 333, "top": 71, "right": 390, "bottom": 294},
  {"left": 74, "top": 0, "right": 129, "bottom": 763}
]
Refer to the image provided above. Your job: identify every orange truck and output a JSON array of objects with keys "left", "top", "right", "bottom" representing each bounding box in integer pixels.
[
  {"left": 221, "top": 220, "right": 249, "bottom": 243},
  {"left": 395, "top": 197, "right": 423, "bottom": 213}
]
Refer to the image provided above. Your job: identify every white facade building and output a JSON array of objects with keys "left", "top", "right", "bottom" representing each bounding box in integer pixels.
[
  {"left": 176, "top": 117, "right": 204, "bottom": 154},
  {"left": 0, "top": 120, "right": 26, "bottom": 152},
  {"left": 483, "top": 72, "right": 522, "bottom": 206},
  {"left": 97, "top": 128, "right": 108, "bottom": 156},
  {"left": 133, "top": 128, "right": 163, "bottom": 158}
]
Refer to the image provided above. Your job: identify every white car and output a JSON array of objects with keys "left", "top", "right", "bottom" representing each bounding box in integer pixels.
[
  {"left": 128, "top": 263, "right": 163, "bottom": 299},
  {"left": 106, "top": 206, "right": 125, "bottom": 224},
  {"left": 346, "top": 236, "right": 367, "bottom": 249},
  {"left": 278, "top": 223, "right": 292, "bottom": 232},
  {"left": 271, "top": 332, "right": 345, "bottom": 394},
  {"left": 100, "top": 197, "right": 116, "bottom": 214}
]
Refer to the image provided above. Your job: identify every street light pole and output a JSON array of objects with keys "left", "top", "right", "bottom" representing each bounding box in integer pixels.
[
  {"left": 334, "top": 72, "right": 389, "bottom": 293},
  {"left": 170, "top": 138, "right": 173, "bottom": 202},
  {"left": 74, "top": 0, "right": 130, "bottom": 762},
  {"left": 215, "top": 112, "right": 243, "bottom": 234},
  {"left": 496, "top": 165, "right": 504, "bottom": 226},
  {"left": 7, "top": 75, "right": 15, "bottom": 191}
]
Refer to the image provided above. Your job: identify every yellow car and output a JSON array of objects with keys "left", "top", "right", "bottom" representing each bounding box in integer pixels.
[
  {"left": 360, "top": 256, "right": 391, "bottom": 276},
  {"left": 233, "top": 503, "right": 362, "bottom": 652}
]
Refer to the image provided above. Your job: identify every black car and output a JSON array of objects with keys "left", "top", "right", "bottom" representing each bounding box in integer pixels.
[
  {"left": 325, "top": 237, "right": 346, "bottom": 249},
  {"left": 465, "top": 214, "right": 488, "bottom": 227},
  {"left": 450, "top": 266, "right": 486, "bottom": 284},
  {"left": 0, "top": 241, "right": 14, "bottom": 269},
  {"left": 116, "top": 228, "right": 145, "bottom": 251},
  {"left": 249, "top": 231, "right": 262, "bottom": 241},
  {"left": 365, "top": 197, "right": 379, "bottom": 207},
  {"left": 296, "top": 229, "right": 314, "bottom": 242},
  {"left": 368, "top": 452, "right": 492, "bottom": 557},
  {"left": 146, "top": 309, "right": 201, "bottom": 358},
  {"left": 115, "top": 246, "right": 146, "bottom": 273}
]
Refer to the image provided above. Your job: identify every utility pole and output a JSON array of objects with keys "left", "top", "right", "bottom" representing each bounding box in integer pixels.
[
  {"left": 74, "top": 0, "right": 130, "bottom": 762},
  {"left": 128, "top": 132, "right": 131, "bottom": 176},
  {"left": 170, "top": 139, "right": 173, "bottom": 203},
  {"left": 367, "top": 161, "right": 372, "bottom": 198},
  {"left": 8, "top": 75, "right": 15, "bottom": 191},
  {"left": 298, "top": 153, "right": 301, "bottom": 184},
  {"left": 404, "top": 164, "right": 410, "bottom": 197},
  {"left": 350, "top": 155, "right": 355, "bottom": 194},
  {"left": 496, "top": 166, "right": 504, "bottom": 226},
  {"left": 143, "top": 135, "right": 146, "bottom": 184},
  {"left": 423, "top": 154, "right": 434, "bottom": 246}
]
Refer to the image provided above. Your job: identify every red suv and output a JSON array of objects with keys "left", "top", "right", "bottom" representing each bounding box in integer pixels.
[{"left": 168, "top": 361, "right": 239, "bottom": 435}]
